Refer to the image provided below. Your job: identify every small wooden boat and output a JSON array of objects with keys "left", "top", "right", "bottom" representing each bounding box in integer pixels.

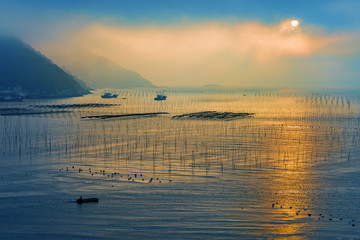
[{"left": 76, "top": 196, "right": 99, "bottom": 204}]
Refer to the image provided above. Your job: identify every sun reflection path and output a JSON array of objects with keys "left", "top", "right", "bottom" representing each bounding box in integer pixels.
[{"left": 1, "top": 88, "right": 360, "bottom": 237}]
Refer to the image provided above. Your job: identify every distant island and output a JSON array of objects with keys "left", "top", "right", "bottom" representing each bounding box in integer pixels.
[
  {"left": 0, "top": 35, "right": 90, "bottom": 99},
  {"left": 203, "top": 84, "right": 221, "bottom": 87}
]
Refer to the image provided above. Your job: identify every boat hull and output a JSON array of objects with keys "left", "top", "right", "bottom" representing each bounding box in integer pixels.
[
  {"left": 76, "top": 197, "right": 99, "bottom": 204},
  {"left": 154, "top": 96, "right": 167, "bottom": 101},
  {"left": 101, "top": 95, "right": 118, "bottom": 99}
]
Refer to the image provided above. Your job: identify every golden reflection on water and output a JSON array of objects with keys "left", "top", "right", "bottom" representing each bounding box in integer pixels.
[
  {"left": 67, "top": 93, "right": 347, "bottom": 237},
  {"left": 0, "top": 88, "right": 359, "bottom": 237},
  {"left": 257, "top": 101, "right": 344, "bottom": 237}
]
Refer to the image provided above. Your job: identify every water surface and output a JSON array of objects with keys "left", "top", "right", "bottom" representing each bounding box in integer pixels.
[{"left": 1, "top": 87, "right": 360, "bottom": 239}]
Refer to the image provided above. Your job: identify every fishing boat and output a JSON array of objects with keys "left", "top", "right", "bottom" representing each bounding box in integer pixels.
[
  {"left": 76, "top": 196, "right": 99, "bottom": 204},
  {"left": 154, "top": 90, "right": 167, "bottom": 101},
  {"left": 101, "top": 92, "right": 118, "bottom": 99}
]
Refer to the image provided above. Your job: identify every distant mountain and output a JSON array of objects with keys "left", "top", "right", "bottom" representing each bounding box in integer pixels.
[
  {"left": 39, "top": 46, "right": 155, "bottom": 89},
  {"left": 67, "top": 54, "right": 155, "bottom": 89},
  {"left": 0, "top": 35, "right": 90, "bottom": 98}
]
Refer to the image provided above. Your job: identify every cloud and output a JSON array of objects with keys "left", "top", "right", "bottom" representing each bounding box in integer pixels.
[
  {"left": 37, "top": 19, "right": 353, "bottom": 87},
  {"left": 78, "top": 19, "right": 343, "bottom": 58}
]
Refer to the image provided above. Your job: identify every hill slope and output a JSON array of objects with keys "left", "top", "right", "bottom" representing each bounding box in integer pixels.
[
  {"left": 68, "top": 54, "right": 155, "bottom": 89},
  {"left": 38, "top": 44, "right": 155, "bottom": 89},
  {"left": 0, "top": 35, "right": 90, "bottom": 98}
]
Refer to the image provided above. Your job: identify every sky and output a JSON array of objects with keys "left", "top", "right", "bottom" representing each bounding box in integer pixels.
[{"left": 0, "top": 0, "right": 359, "bottom": 88}]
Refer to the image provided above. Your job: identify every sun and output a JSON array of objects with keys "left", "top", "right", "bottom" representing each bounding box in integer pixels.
[{"left": 291, "top": 20, "right": 299, "bottom": 27}]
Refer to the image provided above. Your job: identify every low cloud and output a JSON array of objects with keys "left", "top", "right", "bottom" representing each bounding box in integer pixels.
[{"left": 38, "top": 19, "right": 353, "bottom": 87}]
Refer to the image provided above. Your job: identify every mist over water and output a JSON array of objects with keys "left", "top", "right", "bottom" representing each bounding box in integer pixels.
[{"left": 1, "top": 87, "right": 360, "bottom": 239}]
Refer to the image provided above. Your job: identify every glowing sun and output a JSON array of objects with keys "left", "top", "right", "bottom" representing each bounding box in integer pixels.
[{"left": 291, "top": 20, "right": 299, "bottom": 27}]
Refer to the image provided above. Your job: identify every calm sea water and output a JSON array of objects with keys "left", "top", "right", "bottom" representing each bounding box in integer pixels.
[{"left": 1, "top": 87, "right": 360, "bottom": 239}]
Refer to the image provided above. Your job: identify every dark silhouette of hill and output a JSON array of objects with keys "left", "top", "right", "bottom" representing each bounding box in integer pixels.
[{"left": 0, "top": 35, "right": 90, "bottom": 98}]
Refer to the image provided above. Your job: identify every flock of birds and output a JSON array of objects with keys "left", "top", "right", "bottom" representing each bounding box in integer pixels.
[
  {"left": 58, "top": 165, "right": 358, "bottom": 231},
  {"left": 271, "top": 201, "right": 357, "bottom": 228},
  {"left": 59, "top": 166, "right": 172, "bottom": 184}
]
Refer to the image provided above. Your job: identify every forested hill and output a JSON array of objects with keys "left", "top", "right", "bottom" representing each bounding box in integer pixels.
[{"left": 0, "top": 35, "right": 90, "bottom": 98}]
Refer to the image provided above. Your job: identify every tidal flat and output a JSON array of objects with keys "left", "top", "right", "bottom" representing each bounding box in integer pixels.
[{"left": 1, "top": 87, "right": 360, "bottom": 239}]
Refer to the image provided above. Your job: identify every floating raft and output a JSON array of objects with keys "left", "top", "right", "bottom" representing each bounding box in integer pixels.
[
  {"left": 0, "top": 108, "right": 69, "bottom": 116},
  {"left": 172, "top": 111, "right": 255, "bottom": 120},
  {"left": 81, "top": 112, "right": 169, "bottom": 120},
  {"left": 32, "top": 103, "right": 120, "bottom": 109}
]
